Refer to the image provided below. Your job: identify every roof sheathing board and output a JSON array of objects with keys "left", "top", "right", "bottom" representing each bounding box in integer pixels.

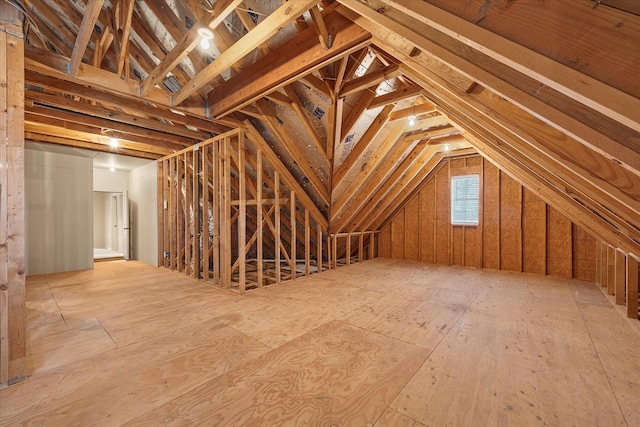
[
  {"left": 248, "top": 117, "right": 328, "bottom": 213},
  {"left": 334, "top": 76, "right": 402, "bottom": 168}
]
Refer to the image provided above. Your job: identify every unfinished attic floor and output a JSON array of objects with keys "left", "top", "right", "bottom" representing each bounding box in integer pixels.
[{"left": 1, "top": 260, "right": 639, "bottom": 426}]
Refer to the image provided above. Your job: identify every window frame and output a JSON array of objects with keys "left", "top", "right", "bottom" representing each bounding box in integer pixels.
[{"left": 450, "top": 174, "right": 480, "bottom": 226}]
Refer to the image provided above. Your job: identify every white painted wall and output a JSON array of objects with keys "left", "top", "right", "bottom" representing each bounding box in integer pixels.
[
  {"left": 128, "top": 161, "right": 158, "bottom": 266},
  {"left": 93, "top": 192, "right": 109, "bottom": 248},
  {"left": 25, "top": 148, "right": 93, "bottom": 275},
  {"left": 94, "top": 168, "right": 129, "bottom": 192}
]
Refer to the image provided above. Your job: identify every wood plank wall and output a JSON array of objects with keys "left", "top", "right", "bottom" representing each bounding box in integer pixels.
[
  {"left": 379, "top": 155, "right": 597, "bottom": 281},
  {"left": 0, "top": 5, "right": 26, "bottom": 388}
]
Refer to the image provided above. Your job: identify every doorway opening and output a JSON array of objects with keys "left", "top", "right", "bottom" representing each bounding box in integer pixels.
[{"left": 94, "top": 191, "right": 130, "bottom": 260}]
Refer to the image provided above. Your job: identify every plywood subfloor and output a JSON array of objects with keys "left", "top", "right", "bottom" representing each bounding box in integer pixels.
[{"left": 1, "top": 259, "right": 639, "bottom": 425}]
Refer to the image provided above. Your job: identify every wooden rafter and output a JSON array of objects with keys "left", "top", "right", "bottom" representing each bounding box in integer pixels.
[
  {"left": 309, "top": 5, "right": 331, "bottom": 49},
  {"left": 69, "top": 0, "right": 104, "bottom": 75},
  {"left": 208, "top": 10, "right": 371, "bottom": 117},
  {"left": 340, "top": 2, "right": 640, "bottom": 175},
  {"left": 140, "top": 0, "right": 241, "bottom": 96},
  {"left": 255, "top": 98, "right": 330, "bottom": 206},
  {"left": 339, "top": 63, "right": 400, "bottom": 98},
  {"left": 383, "top": 0, "right": 640, "bottom": 134},
  {"left": 333, "top": 104, "right": 394, "bottom": 187},
  {"left": 173, "top": 0, "right": 321, "bottom": 105}
]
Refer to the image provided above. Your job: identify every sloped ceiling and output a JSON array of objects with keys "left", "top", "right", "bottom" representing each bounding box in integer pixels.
[{"left": 14, "top": 0, "right": 640, "bottom": 257}]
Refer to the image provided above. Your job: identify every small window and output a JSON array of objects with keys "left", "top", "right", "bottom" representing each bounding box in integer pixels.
[{"left": 451, "top": 174, "right": 479, "bottom": 225}]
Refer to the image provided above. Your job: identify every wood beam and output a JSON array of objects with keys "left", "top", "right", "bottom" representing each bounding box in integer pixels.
[
  {"left": 349, "top": 7, "right": 640, "bottom": 254},
  {"left": 339, "top": 64, "right": 400, "bottom": 98},
  {"left": 333, "top": 115, "right": 449, "bottom": 220},
  {"left": 25, "top": 105, "right": 191, "bottom": 148},
  {"left": 25, "top": 132, "right": 163, "bottom": 159},
  {"left": 174, "top": 0, "right": 321, "bottom": 105},
  {"left": 115, "top": 0, "right": 134, "bottom": 75},
  {"left": 140, "top": 0, "right": 241, "bottom": 96},
  {"left": 255, "top": 99, "right": 330, "bottom": 206},
  {"left": 333, "top": 104, "right": 393, "bottom": 187},
  {"left": 0, "top": 6, "right": 26, "bottom": 386},
  {"left": 309, "top": 5, "right": 331, "bottom": 49},
  {"left": 26, "top": 90, "right": 209, "bottom": 141},
  {"left": 383, "top": 0, "right": 640, "bottom": 134},
  {"left": 245, "top": 121, "right": 328, "bottom": 229},
  {"left": 340, "top": 89, "right": 376, "bottom": 142},
  {"left": 368, "top": 148, "right": 475, "bottom": 231},
  {"left": 339, "top": 3, "right": 640, "bottom": 177},
  {"left": 208, "top": 11, "right": 371, "bottom": 117},
  {"left": 283, "top": 85, "right": 329, "bottom": 162},
  {"left": 627, "top": 255, "right": 639, "bottom": 319},
  {"left": 332, "top": 135, "right": 430, "bottom": 232},
  {"left": 24, "top": 120, "right": 175, "bottom": 155},
  {"left": 367, "top": 85, "right": 421, "bottom": 110},
  {"left": 25, "top": 71, "right": 229, "bottom": 135},
  {"left": 24, "top": 45, "right": 206, "bottom": 116},
  {"left": 69, "top": 0, "right": 104, "bottom": 75},
  {"left": 389, "top": 102, "right": 437, "bottom": 121}
]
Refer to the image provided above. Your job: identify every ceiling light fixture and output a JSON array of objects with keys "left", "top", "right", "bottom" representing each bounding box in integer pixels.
[
  {"left": 408, "top": 104, "right": 416, "bottom": 126},
  {"left": 109, "top": 137, "right": 119, "bottom": 148},
  {"left": 443, "top": 143, "right": 450, "bottom": 152},
  {"left": 198, "top": 27, "right": 214, "bottom": 49},
  {"left": 109, "top": 166, "right": 116, "bottom": 172}
]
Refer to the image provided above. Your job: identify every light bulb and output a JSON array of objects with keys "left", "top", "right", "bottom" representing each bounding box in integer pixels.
[
  {"left": 109, "top": 167, "right": 116, "bottom": 172},
  {"left": 408, "top": 115, "right": 416, "bottom": 126},
  {"left": 198, "top": 28, "right": 213, "bottom": 50},
  {"left": 443, "top": 143, "right": 450, "bottom": 151},
  {"left": 109, "top": 137, "right": 119, "bottom": 147}
]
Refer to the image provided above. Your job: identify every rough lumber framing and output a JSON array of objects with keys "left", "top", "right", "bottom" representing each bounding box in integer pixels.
[
  {"left": 384, "top": 0, "right": 640, "bottom": 133},
  {"left": 158, "top": 129, "right": 333, "bottom": 294},
  {"left": 627, "top": 256, "right": 639, "bottom": 319},
  {"left": 173, "top": 0, "right": 321, "bottom": 105},
  {"left": 209, "top": 11, "right": 371, "bottom": 118},
  {"left": 0, "top": 5, "right": 26, "bottom": 388}
]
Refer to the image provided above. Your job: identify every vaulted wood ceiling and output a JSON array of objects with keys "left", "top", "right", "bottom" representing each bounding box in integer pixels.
[{"left": 17, "top": 0, "right": 640, "bottom": 256}]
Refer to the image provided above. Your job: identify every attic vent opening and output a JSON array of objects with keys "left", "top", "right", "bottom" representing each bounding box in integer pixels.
[{"left": 164, "top": 75, "right": 181, "bottom": 93}]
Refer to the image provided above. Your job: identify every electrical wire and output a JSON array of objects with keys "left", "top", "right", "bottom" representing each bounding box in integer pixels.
[{"left": 2, "top": 0, "right": 47, "bottom": 47}]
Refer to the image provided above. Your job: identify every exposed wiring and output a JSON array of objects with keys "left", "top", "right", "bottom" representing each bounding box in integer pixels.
[{"left": 2, "top": 0, "right": 47, "bottom": 47}]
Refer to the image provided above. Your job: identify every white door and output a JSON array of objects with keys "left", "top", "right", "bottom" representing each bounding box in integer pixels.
[{"left": 121, "top": 191, "right": 131, "bottom": 260}]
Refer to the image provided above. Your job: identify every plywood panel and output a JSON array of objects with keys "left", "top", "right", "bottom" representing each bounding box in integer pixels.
[
  {"left": 499, "top": 172, "right": 521, "bottom": 272},
  {"left": 572, "top": 224, "right": 596, "bottom": 281},
  {"left": 522, "top": 187, "right": 546, "bottom": 274},
  {"left": 391, "top": 212, "right": 405, "bottom": 259},
  {"left": 452, "top": 226, "right": 464, "bottom": 266},
  {"left": 547, "top": 206, "right": 573, "bottom": 278},
  {"left": 379, "top": 224, "right": 391, "bottom": 258},
  {"left": 382, "top": 155, "right": 596, "bottom": 281},
  {"left": 435, "top": 166, "right": 450, "bottom": 264},
  {"left": 463, "top": 226, "right": 480, "bottom": 268},
  {"left": 404, "top": 196, "right": 420, "bottom": 261},
  {"left": 482, "top": 161, "right": 500, "bottom": 270},
  {"left": 3, "top": 259, "right": 636, "bottom": 425},
  {"left": 128, "top": 320, "right": 429, "bottom": 425},
  {"left": 419, "top": 180, "right": 436, "bottom": 263}
]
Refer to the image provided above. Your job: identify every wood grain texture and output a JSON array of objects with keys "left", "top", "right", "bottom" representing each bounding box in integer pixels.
[
  {"left": 1, "top": 259, "right": 637, "bottom": 425},
  {"left": 125, "top": 320, "right": 429, "bottom": 426},
  {"left": 384, "top": 155, "right": 596, "bottom": 280}
]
